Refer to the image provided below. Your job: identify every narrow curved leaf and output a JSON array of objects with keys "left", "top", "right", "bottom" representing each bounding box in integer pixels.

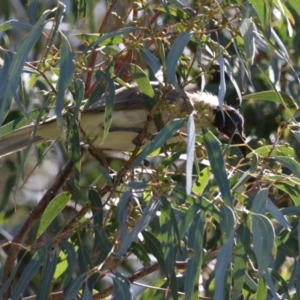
[
  {"left": 117, "top": 191, "right": 131, "bottom": 241},
  {"left": 88, "top": 27, "right": 139, "bottom": 50},
  {"left": 1, "top": 8, "right": 55, "bottom": 124},
  {"left": 112, "top": 272, "right": 131, "bottom": 300},
  {"left": 166, "top": 32, "right": 191, "bottom": 91},
  {"left": 242, "top": 91, "right": 297, "bottom": 108},
  {"left": 142, "top": 231, "right": 165, "bottom": 271},
  {"left": 116, "top": 198, "right": 161, "bottom": 258},
  {"left": 95, "top": 70, "right": 115, "bottom": 141},
  {"left": 184, "top": 209, "right": 206, "bottom": 300},
  {"left": 240, "top": 18, "right": 256, "bottom": 64},
  {"left": 217, "top": 54, "right": 226, "bottom": 109},
  {"left": 266, "top": 198, "right": 291, "bottom": 230},
  {"left": 28, "top": 0, "right": 39, "bottom": 24},
  {"left": 252, "top": 214, "right": 275, "bottom": 274},
  {"left": 36, "top": 192, "right": 71, "bottom": 239},
  {"left": 249, "top": 0, "right": 271, "bottom": 33},
  {"left": 11, "top": 248, "right": 46, "bottom": 300},
  {"left": 56, "top": 33, "right": 74, "bottom": 126},
  {"left": 214, "top": 229, "right": 235, "bottom": 300},
  {"left": 60, "top": 240, "right": 77, "bottom": 287},
  {"left": 129, "top": 242, "right": 151, "bottom": 266},
  {"left": 275, "top": 156, "right": 300, "bottom": 178},
  {"left": 252, "top": 188, "right": 268, "bottom": 214},
  {"left": 203, "top": 128, "right": 232, "bottom": 207},
  {"left": 140, "top": 48, "right": 163, "bottom": 82},
  {"left": 232, "top": 224, "right": 251, "bottom": 299},
  {"left": 220, "top": 205, "right": 235, "bottom": 240},
  {"left": 160, "top": 196, "right": 180, "bottom": 275},
  {"left": 44, "top": 2, "right": 65, "bottom": 59},
  {"left": 131, "top": 118, "right": 186, "bottom": 169},
  {"left": 63, "top": 274, "right": 85, "bottom": 299},
  {"left": 186, "top": 114, "right": 195, "bottom": 195},
  {"left": 37, "top": 250, "right": 58, "bottom": 300},
  {"left": 89, "top": 189, "right": 103, "bottom": 227}
]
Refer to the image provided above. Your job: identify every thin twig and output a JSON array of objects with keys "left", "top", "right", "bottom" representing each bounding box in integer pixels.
[
  {"left": 85, "top": 0, "right": 117, "bottom": 96},
  {"left": 1, "top": 155, "right": 77, "bottom": 299}
]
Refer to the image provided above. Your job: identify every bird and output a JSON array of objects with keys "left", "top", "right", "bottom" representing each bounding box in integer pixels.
[{"left": 0, "top": 82, "right": 246, "bottom": 158}]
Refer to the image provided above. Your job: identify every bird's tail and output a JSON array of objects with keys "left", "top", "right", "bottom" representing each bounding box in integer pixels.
[{"left": 0, "top": 121, "right": 58, "bottom": 158}]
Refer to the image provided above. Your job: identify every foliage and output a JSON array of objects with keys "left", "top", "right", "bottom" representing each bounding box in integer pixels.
[{"left": 0, "top": 0, "right": 300, "bottom": 299}]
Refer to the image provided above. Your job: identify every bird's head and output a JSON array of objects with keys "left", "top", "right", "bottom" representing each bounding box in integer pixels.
[
  {"left": 213, "top": 105, "right": 246, "bottom": 157},
  {"left": 188, "top": 91, "right": 246, "bottom": 157}
]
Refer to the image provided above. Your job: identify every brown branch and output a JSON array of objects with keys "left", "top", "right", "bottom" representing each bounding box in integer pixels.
[
  {"left": 85, "top": 0, "right": 118, "bottom": 97},
  {"left": 1, "top": 156, "right": 76, "bottom": 299}
]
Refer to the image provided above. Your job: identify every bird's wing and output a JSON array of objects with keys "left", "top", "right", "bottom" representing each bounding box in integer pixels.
[{"left": 85, "top": 82, "right": 193, "bottom": 113}]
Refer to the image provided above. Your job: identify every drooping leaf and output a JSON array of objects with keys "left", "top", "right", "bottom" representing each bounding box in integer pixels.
[{"left": 203, "top": 128, "right": 232, "bottom": 207}]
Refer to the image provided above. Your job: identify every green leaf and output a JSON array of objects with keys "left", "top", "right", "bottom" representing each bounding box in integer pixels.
[
  {"left": 292, "top": 130, "right": 300, "bottom": 143},
  {"left": 56, "top": 33, "right": 74, "bottom": 126},
  {"left": 93, "top": 224, "right": 112, "bottom": 257},
  {"left": 242, "top": 91, "right": 297, "bottom": 108},
  {"left": 160, "top": 196, "right": 180, "bottom": 275},
  {"left": 254, "top": 145, "right": 296, "bottom": 158},
  {"left": 36, "top": 192, "right": 71, "bottom": 239},
  {"left": 287, "top": 0, "right": 300, "bottom": 18},
  {"left": 126, "top": 63, "right": 163, "bottom": 131},
  {"left": 192, "top": 166, "right": 210, "bottom": 195},
  {"left": 0, "top": 260, "right": 23, "bottom": 296},
  {"left": 116, "top": 198, "right": 161, "bottom": 258},
  {"left": 125, "top": 64, "right": 157, "bottom": 112},
  {"left": 178, "top": 203, "right": 200, "bottom": 238},
  {"left": 252, "top": 188, "right": 268, "bottom": 214},
  {"left": 156, "top": 4, "right": 191, "bottom": 20},
  {"left": 68, "top": 79, "right": 82, "bottom": 196},
  {"left": 44, "top": 2, "right": 65, "bottom": 59},
  {"left": 60, "top": 240, "right": 77, "bottom": 287},
  {"left": 263, "top": 271, "right": 279, "bottom": 300},
  {"left": 0, "top": 20, "right": 32, "bottom": 32},
  {"left": 157, "top": 149, "right": 185, "bottom": 172},
  {"left": 266, "top": 198, "right": 291, "bottom": 231},
  {"left": 37, "top": 249, "right": 58, "bottom": 300},
  {"left": 257, "top": 276, "right": 267, "bottom": 299},
  {"left": 232, "top": 153, "right": 258, "bottom": 191},
  {"left": 28, "top": 0, "right": 39, "bottom": 24},
  {"left": 0, "top": 8, "right": 54, "bottom": 124},
  {"left": 94, "top": 70, "right": 115, "bottom": 142},
  {"left": 252, "top": 214, "right": 275, "bottom": 274},
  {"left": 117, "top": 191, "right": 131, "bottom": 241},
  {"left": 184, "top": 209, "right": 206, "bottom": 300},
  {"left": 166, "top": 32, "right": 191, "bottom": 91},
  {"left": 203, "top": 128, "right": 232, "bottom": 207},
  {"left": 214, "top": 229, "right": 235, "bottom": 300},
  {"left": 131, "top": 118, "right": 186, "bottom": 169},
  {"left": 140, "top": 48, "right": 163, "bottom": 82},
  {"left": 275, "top": 156, "right": 300, "bottom": 178},
  {"left": 112, "top": 272, "right": 131, "bottom": 300},
  {"left": 232, "top": 224, "right": 251, "bottom": 300},
  {"left": 240, "top": 18, "right": 255, "bottom": 64},
  {"left": 11, "top": 248, "right": 46, "bottom": 300},
  {"left": 63, "top": 274, "right": 85, "bottom": 299},
  {"left": 129, "top": 242, "right": 151, "bottom": 266},
  {"left": 78, "top": 244, "right": 93, "bottom": 274},
  {"left": 220, "top": 205, "right": 235, "bottom": 240},
  {"left": 88, "top": 27, "right": 139, "bottom": 50},
  {"left": 89, "top": 189, "right": 103, "bottom": 227},
  {"left": 186, "top": 115, "right": 195, "bottom": 195},
  {"left": 275, "top": 182, "right": 300, "bottom": 206},
  {"left": 249, "top": 0, "right": 271, "bottom": 33},
  {"left": 142, "top": 231, "right": 166, "bottom": 272}
]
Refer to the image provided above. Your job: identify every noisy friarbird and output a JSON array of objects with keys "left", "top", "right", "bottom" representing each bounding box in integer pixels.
[{"left": 0, "top": 82, "right": 246, "bottom": 158}]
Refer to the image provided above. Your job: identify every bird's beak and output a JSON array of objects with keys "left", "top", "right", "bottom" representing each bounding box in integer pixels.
[{"left": 213, "top": 106, "right": 247, "bottom": 158}]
